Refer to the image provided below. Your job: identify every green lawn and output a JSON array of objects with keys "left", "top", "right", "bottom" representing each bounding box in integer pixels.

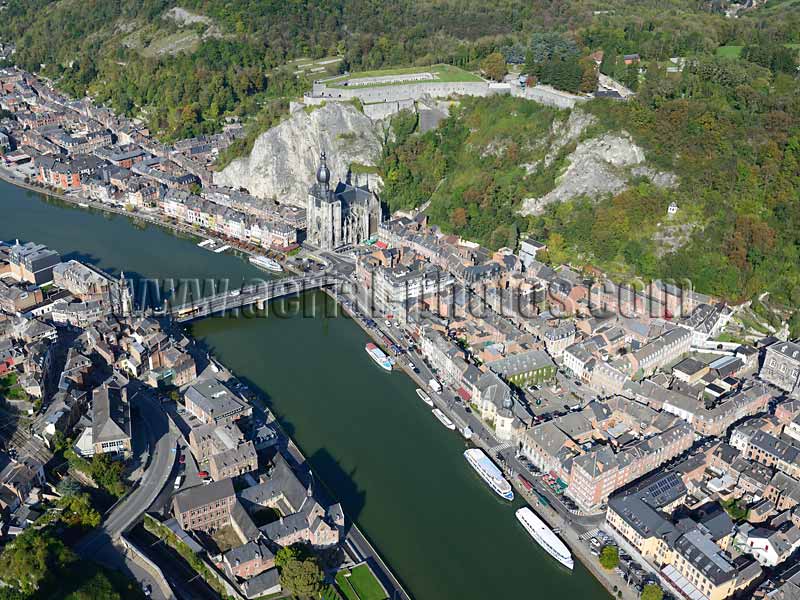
[
  {"left": 335, "top": 565, "right": 387, "bottom": 600},
  {"left": 326, "top": 63, "right": 482, "bottom": 88},
  {"left": 322, "top": 585, "right": 344, "bottom": 600},
  {"left": 0, "top": 372, "right": 29, "bottom": 401},
  {"left": 716, "top": 45, "right": 743, "bottom": 58},
  {"left": 717, "top": 43, "right": 800, "bottom": 58}
]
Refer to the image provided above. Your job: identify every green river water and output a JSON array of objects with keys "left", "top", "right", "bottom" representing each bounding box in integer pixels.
[{"left": 1, "top": 180, "right": 609, "bottom": 600}]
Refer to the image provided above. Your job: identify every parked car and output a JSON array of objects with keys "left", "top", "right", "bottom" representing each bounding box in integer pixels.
[
  {"left": 178, "top": 454, "right": 186, "bottom": 464},
  {"left": 197, "top": 470, "right": 209, "bottom": 478}
]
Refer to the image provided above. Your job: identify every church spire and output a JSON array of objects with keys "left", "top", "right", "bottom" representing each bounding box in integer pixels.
[{"left": 316, "top": 150, "right": 330, "bottom": 190}]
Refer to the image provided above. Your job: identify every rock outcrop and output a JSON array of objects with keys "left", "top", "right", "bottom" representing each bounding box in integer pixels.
[
  {"left": 214, "top": 102, "right": 384, "bottom": 207},
  {"left": 520, "top": 111, "right": 677, "bottom": 216}
]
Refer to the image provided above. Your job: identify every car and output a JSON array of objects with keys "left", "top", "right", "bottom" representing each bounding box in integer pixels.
[
  {"left": 408, "top": 361, "right": 417, "bottom": 371},
  {"left": 197, "top": 470, "right": 209, "bottom": 478},
  {"left": 464, "top": 406, "right": 472, "bottom": 413},
  {"left": 230, "top": 290, "right": 240, "bottom": 297},
  {"left": 179, "top": 454, "right": 186, "bottom": 464},
  {"left": 173, "top": 475, "right": 184, "bottom": 490},
  {"left": 384, "top": 320, "right": 392, "bottom": 328}
]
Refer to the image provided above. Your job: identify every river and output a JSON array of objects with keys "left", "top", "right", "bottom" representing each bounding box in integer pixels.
[{"left": 1, "top": 180, "right": 609, "bottom": 600}]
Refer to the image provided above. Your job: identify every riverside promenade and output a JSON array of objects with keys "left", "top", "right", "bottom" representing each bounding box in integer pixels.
[{"left": 326, "top": 284, "right": 632, "bottom": 600}]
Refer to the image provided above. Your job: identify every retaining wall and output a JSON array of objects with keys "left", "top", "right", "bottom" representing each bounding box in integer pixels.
[
  {"left": 362, "top": 98, "right": 415, "bottom": 120},
  {"left": 309, "top": 80, "right": 494, "bottom": 104},
  {"left": 119, "top": 535, "right": 176, "bottom": 600}
]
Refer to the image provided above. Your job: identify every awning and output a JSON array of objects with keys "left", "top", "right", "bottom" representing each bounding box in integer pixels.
[
  {"left": 457, "top": 387, "right": 471, "bottom": 401},
  {"left": 374, "top": 241, "right": 388, "bottom": 249}
]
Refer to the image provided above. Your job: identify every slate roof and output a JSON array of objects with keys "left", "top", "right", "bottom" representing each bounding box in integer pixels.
[
  {"left": 240, "top": 453, "right": 308, "bottom": 514},
  {"left": 224, "top": 538, "right": 273, "bottom": 566},
  {"left": 91, "top": 379, "right": 130, "bottom": 444},
  {"left": 173, "top": 477, "right": 235, "bottom": 514}
]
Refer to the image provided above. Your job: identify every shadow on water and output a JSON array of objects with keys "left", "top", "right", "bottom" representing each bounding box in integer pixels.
[{"left": 308, "top": 447, "right": 367, "bottom": 523}]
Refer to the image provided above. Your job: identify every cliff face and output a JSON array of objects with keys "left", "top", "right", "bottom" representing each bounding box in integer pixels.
[
  {"left": 214, "top": 103, "right": 384, "bottom": 207},
  {"left": 519, "top": 109, "right": 677, "bottom": 216}
]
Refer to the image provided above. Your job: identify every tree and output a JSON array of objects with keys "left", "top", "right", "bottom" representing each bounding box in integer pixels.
[
  {"left": 641, "top": 584, "right": 664, "bottom": 600},
  {"left": 275, "top": 544, "right": 306, "bottom": 569},
  {"left": 481, "top": 52, "right": 508, "bottom": 82},
  {"left": 789, "top": 310, "right": 800, "bottom": 339},
  {"left": 0, "top": 529, "right": 76, "bottom": 594},
  {"left": 278, "top": 558, "right": 324, "bottom": 597},
  {"left": 56, "top": 476, "right": 82, "bottom": 498},
  {"left": 580, "top": 57, "right": 599, "bottom": 93},
  {"left": 599, "top": 545, "right": 619, "bottom": 570},
  {"left": 90, "top": 454, "right": 127, "bottom": 497},
  {"left": 58, "top": 492, "right": 101, "bottom": 528},
  {"left": 600, "top": 48, "right": 618, "bottom": 77}
]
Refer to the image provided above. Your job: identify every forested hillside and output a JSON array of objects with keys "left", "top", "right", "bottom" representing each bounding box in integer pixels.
[
  {"left": 380, "top": 49, "right": 800, "bottom": 305},
  {"left": 4, "top": 0, "right": 793, "bottom": 140}
]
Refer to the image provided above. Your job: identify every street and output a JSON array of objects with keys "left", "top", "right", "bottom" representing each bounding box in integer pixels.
[
  {"left": 326, "top": 269, "right": 607, "bottom": 538},
  {"left": 75, "top": 384, "right": 178, "bottom": 558}
]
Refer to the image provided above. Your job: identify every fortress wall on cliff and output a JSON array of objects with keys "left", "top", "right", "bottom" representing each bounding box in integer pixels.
[
  {"left": 309, "top": 80, "right": 495, "bottom": 104},
  {"left": 304, "top": 80, "right": 587, "bottom": 118}
]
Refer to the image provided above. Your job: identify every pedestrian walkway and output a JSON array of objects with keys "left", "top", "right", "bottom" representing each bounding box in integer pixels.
[
  {"left": 492, "top": 441, "right": 513, "bottom": 453},
  {"left": 580, "top": 527, "right": 600, "bottom": 542}
]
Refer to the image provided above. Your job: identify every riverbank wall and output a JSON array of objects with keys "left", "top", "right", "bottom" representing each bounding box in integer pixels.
[{"left": 325, "top": 286, "right": 632, "bottom": 600}]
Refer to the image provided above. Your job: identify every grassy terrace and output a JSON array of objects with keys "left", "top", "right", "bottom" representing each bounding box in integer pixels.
[
  {"left": 717, "top": 43, "right": 800, "bottom": 58},
  {"left": 335, "top": 564, "right": 388, "bottom": 600},
  {"left": 325, "top": 64, "right": 482, "bottom": 88},
  {"left": 715, "top": 45, "right": 744, "bottom": 58}
]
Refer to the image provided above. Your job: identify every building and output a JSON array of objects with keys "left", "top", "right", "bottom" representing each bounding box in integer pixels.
[
  {"left": 761, "top": 341, "right": 800, "bottom": 396},
  {"left": 519, "top": 237, "right": 546, "bottom": 269},
  {"left": 209, "top": 440, "right": 258, "bottom": 481},
  {"left": 306, "top": 151, "right": 381, "bottom": 250},
  {"left": 660, "top": 383, "right": 772, "bottom": 437},
  {"left": 487, "top": 349, "right": 556, "bottom": 387},
  {"left": 672, "top": 357, "right": 709, "bottom": 384},
  {"left": 738, "top": 522, "right": 800, "bottom": 567},
  {"left": 631, "top": 326, "right": 693, "bottom": 377},
  {"left": 240, "top": 454, "right": 344, "bottom": 549},
  {"left": 184, "top": 378, "right": 252, "bottom": 425},
  {"left": 518, "top": 397, "right": 695, "bottom": 512},
  {"left": 172, "top": 477, "right": 236, "bottom": 532},
  {"left": 0, "top": 279, "right": 43, "bottom": 313},
  {"left": 541, "top": 321, "right": 575, "bottom": 357},
  {"left": 223, "top": 539, "right": 275, "bottom": 581},
  {"left": 606, "top": 470, "right": 687, "bottom": 564},
  {"left": 745, "top": 430, "right": 800, "bottom": 479},
  {"left": 6, "top": 241, "right": 60, "bottom": 285},
  {"left": 91, "top": 377, "right": 132, "bottom": 458},
  {"left": 52, "top": 260, "right": 132, "bottom": 316},
  {"left": 3, "top": 457, "right": 46, "bottom": 502},
  {"left": 665, "top": 528, "right": 760, "bottom": 600},
  {"left": 607, "top": 472, "right": 760, "bottom": 600},
  {"left": 372, "top": 262, "right": 453, "bottom": 314}
]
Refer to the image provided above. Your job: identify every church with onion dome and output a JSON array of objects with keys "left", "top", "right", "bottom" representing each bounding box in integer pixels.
[{"left": 306, "top": 150, "right": 381, "bottom": 250}]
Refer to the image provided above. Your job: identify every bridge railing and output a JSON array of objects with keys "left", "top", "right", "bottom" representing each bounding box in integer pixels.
[{"left": 167, "top": 273, "right": 340, "bottom": 317}]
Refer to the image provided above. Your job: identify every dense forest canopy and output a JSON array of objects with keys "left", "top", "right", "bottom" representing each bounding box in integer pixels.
[{"left": 1, "top": 0, "right": 797, "bottom": 140}]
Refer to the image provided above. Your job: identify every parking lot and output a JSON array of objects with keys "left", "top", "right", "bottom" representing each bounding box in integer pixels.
[{"left": 580, "top": 528, "right": 672, "bottom": 598}]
